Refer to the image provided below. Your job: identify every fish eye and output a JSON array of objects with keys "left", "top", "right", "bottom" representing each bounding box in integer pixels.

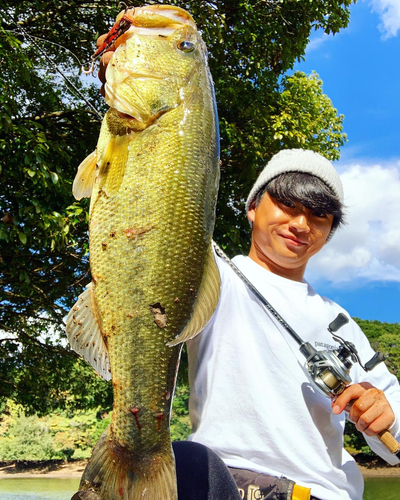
[{"left": 177, "top": 40, "right": 195, "bottom": 52}]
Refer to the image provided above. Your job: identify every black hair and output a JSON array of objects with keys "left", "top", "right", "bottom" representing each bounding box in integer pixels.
[{"left": 254, "top": 172, "right": 346, "bottom": 234}]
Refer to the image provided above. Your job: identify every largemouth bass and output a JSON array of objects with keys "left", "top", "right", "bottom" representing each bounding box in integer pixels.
[{"left": 66, "top": 5, "right": 220, "bottom": 500}]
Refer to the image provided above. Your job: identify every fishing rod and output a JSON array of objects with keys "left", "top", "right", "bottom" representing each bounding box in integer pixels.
[
  {"left": 14, "top": 3, "right": 141, "bottom": 121},
  {"left": 212, "top": 241, "right": 400, "bottom": 458},
  {"left": 14, "top": 25, "right": 104, "bottom": 122}
]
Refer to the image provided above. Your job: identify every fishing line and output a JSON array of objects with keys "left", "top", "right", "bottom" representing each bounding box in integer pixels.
[
  {"left": 10, "top": 29, "right": 92, "bottom": 70},
  {"left": 15, "top": 25, "right": 104, "bottom": 121}
]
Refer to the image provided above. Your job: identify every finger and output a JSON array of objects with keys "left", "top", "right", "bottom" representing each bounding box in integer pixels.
[
  {"left": 364, "top": 411, "right": 396, "bottom": 436},
  {"left": 352, "top": 403, "right": 383, "bottom": 433},
  {"left": 98, "top": 51, "right": 114, "bottom": 84},
  {"left": 356, "top": 406, "right": 395, "bottom": 436},
  {"left": 348, "top": 388, "right": 383, "bottom": 424},
  {"left": 348, "top": 389, "right": 395, "bottom": 435},
  {"left": 97, "top": 34, "right": 108, "bottom": 48},
  {"left": 71, "top": 491, "right": 102, "bottom": 500},
  {"left": 332, "top": 383, "right": 371, "bottom": 414}
]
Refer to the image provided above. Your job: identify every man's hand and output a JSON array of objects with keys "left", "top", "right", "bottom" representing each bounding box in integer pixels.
[
  {"left": 332, "top": 382, "right": 395, "bottom": 436},
  {"left": 71, "top": 490, "right": 102, "bottom": 500},
  {"left": 96, "top": 34, "right": 115, "bottom": 96}
]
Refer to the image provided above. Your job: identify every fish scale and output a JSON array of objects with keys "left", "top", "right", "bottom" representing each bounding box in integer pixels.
[{"left": 66, "top": 5, "right": 220, "bottom": 499}]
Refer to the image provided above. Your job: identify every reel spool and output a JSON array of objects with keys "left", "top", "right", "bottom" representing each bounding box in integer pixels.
[{"left": 301, "top": 313, "right": 386, "bottom": 398}]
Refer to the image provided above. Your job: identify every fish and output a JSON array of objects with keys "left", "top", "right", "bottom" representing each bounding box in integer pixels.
[{"left": 65, "top": 5, "right": 220, "bottom": 500}]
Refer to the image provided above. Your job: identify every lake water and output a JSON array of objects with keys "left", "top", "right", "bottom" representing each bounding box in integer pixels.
[
  {"left": 0, "top": 477, "right": 398, "bottom": 499},
  {"left": 0, "top": 478, "right": 79, "bottom": 500},
  {"left": 363, "top": 477, "right": 400, "bottom": 500}
]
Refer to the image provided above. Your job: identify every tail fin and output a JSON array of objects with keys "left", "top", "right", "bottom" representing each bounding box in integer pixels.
[{"left": 80, "top": 426, "right": 177, "bottom": 500}]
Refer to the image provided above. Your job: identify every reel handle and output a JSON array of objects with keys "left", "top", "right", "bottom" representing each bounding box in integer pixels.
[
  {"left": 328, "top": 313, "right": 349, "bottom": 333},
  {"left": 346, "top": 400, "right": 400, "bottom": 456}
]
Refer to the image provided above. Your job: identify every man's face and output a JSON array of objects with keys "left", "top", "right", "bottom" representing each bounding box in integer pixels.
[{"left": 247, "top": 193, "right": 334, "bottom": 281}]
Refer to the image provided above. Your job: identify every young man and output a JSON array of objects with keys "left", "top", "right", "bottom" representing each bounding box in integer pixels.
[{"left": 186, "top": 149, "right": 400, "bottom": 500}]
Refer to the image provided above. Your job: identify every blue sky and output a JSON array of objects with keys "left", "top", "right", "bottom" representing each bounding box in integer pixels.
[{"left": 295, "top": 0, "right": 400, "bottom": 323}]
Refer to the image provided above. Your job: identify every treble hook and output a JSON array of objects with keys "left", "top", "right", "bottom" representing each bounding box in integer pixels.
[
  {"left": 120, "top": 2, "right": 134, "bottom": 12},
  {"left": 81, "top": 60, "right": 96, "bottom": 75}
]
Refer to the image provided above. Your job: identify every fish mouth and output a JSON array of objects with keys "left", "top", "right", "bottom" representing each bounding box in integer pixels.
[
  {"left": 92, "top": 5, "right": 195, "bottom": 62},
  {"left": 122, "top": 5, "right": 195, "bottom": 29},
  {"left": 115, "top": 5, "right": 196, "bottom": 40},
  {"left": 116, "top": 110, "right": 137, "bottom": 121},
  {"left": 104, "top": 5, "right": 197, "bottom": 126}
]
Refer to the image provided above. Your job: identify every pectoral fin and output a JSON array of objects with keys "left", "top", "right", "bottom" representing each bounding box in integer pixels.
[
  {"left": 167, "top": 246, "right": 220, "bottom": 346},
  {"left": 72, "top": 151, "right": 97, "bottom": 200},
  {"left": 97, "top": 133, "right": 130, "bottom": 196},
  {"left": 66, "top": 282, "right": 111, "bottom": 381}
]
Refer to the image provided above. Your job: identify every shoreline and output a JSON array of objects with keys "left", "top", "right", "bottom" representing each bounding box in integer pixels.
[
  {"left": 358, "top": 465, "right": 400, "bottom": 478},
  {"left": 0, "top": 460, "right": 86, "bottom": 479},
  {"left": 1, "top": 459, "right": 400, "bottom": 480}
]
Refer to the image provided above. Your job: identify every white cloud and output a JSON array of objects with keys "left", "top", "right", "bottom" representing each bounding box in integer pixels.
[
  {"left": 306, "top": 33, "right": 331, "bottom": 54},
  {"left": 366, "top": 0, "right": 400, "bottom": 39},
  {"left": 306, "top": 160, "right": 400, "bottom": 284}
]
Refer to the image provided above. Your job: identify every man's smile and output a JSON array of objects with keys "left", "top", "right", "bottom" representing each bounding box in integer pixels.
[{"left": 278, "top": 232, "right": 309, "bottom": 247}]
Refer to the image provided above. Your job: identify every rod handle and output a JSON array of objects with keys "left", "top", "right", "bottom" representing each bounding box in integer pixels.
[
  {"left": 377, "top": 429, "right": 400, "bottom": 455},
  {"left": 346, "top": 400, "right": 400, "bottom": 455}
]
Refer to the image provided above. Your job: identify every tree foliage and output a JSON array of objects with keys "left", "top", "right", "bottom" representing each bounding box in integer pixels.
[
  {"left": 1, "top": 0, "right": 352, "bottom": 413},
  {"left": 353, "top": 318, "right": 400, "bottom": 383},
  {"left": 0, "top": 400, "right": 110, "bottom": 461},
  {"left": 0, "top": 387, "right": 190, "bottom": 461}
]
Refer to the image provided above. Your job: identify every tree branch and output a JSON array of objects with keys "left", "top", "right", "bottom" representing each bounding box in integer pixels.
[{"left": 20, "top": 109, "right": 101, "bottom": 122}]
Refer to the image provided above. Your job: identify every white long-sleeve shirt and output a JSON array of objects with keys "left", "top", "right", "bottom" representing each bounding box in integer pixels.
[{"left": 187, "top": 255, "right": 400, "bottom": 500}]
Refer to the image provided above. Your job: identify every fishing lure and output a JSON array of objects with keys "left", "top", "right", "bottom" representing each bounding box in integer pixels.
[{"left": 82, "top": 4, "right": 134, "bottom": 74}]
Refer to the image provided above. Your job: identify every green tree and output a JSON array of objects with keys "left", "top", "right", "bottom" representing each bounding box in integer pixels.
[
  {"left": 354, "top": 318, "right": 400, "bottom": 382},
  {"left": 0, "top": 400, "right": 112, "bottom": 461},
  {"left": 1, "top": 0, "right": 351, "bottom": 414},
  {"left": 0, "top": 392, "right": 189, "bottom": 461}
]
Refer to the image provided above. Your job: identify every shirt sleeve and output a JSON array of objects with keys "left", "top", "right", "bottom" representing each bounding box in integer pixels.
[{"left": 349, "top": 320, "right": 400, "bottom": 465}]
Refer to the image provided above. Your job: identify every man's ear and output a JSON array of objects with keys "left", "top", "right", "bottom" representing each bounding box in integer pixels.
[{"left": 247, "top": 201, "right": 256, "bottom": 223}]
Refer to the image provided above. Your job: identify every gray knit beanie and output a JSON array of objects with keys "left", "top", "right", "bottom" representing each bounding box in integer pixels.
[{"left": 245, "top": 149, "right": 344, "bottom": 213}]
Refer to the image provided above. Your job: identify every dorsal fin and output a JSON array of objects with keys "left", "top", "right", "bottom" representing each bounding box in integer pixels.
[
  {"left": 66, "top": 283, "right": 111, "bottom": 380},
  {"left": 72, "top": 150, "right": 97, "bottom": 200},
  {"left": 167, "top": 245, "right": 220, "bottom": 346}
]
